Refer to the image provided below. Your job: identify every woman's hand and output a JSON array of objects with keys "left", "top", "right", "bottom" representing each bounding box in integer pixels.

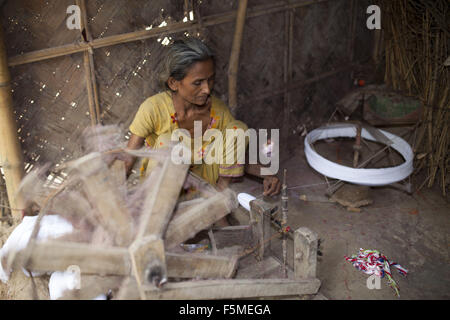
[
  {"left": 263, "top": 175, "right": 281, "bottom": 196},
  {"left": 124, "top": 134, "right": 145, "bottom": 177}
]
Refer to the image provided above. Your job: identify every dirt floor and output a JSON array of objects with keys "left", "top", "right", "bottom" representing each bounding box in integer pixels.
[
  {"left": 1, "top": 128, "right": 448, "bottom": 300},
  {"left": 228, "top": 135, "right": 450, "bottom": 300}
]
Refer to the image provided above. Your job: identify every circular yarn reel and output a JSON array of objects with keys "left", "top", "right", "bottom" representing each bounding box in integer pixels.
[{"left": 304, "top": 123, "right": 413, "bottom": 186}]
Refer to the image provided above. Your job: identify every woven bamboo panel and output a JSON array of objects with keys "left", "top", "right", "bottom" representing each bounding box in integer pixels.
[
  {"left": 85, "top": 0, "right": 186, "bottom": 39},
  {"left": 8, "top": 55, "right": 89, "bottom": 167},
  {"left": 95, "top": 36, "right": 186, "bottom": 128},
  {"left": 1, "top": 0, "right": 81, "bottom": 57}
]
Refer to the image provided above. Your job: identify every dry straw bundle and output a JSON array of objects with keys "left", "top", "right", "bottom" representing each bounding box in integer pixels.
[{"left": 380, "top": 0, "right": 449, "bottom": 195}]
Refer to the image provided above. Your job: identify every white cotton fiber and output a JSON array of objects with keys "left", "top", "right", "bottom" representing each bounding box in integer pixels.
[{"left": 0, "top": 215, "right": 74, "bottom": 283}]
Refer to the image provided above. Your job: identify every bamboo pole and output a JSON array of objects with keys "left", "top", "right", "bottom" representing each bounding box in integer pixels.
[
  {"left": 282, "top": 9, "right": 294, "bottom": 155},
  {"left": 348, "top": 0, "right": 357, "bottom": 64},
  {"left": 372, "top": 29, "right": 382, "bottom": 65},
  {"left": 193, "top": 0, "right": 203, "bottom": 35},
  {"left": 0, "top": 24, "right": 25, "bottom": 221},
  {"left": 83, "top": 51, "right": 97, "bottom": 126},
  {"left": 227, "top": 0, "right": 248, "bottom": 114},
  {"left": 77, "top": 0, "right": 101, "bottom": 126}
]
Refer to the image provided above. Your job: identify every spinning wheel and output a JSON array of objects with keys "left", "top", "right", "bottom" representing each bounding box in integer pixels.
[{"left": 4, "top": 126, "right": 321, "bottom": 300}]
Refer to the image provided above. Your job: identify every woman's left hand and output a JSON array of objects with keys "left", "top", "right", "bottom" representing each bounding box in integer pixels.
[{"left": 263, "top": 175, "right": 281, "bottom": 196}]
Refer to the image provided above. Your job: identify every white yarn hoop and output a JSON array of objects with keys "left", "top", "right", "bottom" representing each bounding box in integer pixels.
[{"left": 304, "top": 123, "right": 413, "bottom": 186}]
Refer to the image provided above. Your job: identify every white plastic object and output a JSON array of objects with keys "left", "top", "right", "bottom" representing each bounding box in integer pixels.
[
  {"left": 48, "top": 270, "right": 79, "bottom": 300},
  {"left": 304, "top": 123, "right": 413, "bottom": 186},
  {"left": 237, "top": 193, "right": 256, "bottom": 211}
]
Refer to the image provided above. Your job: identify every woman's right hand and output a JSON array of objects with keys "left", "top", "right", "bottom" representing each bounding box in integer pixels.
[{"left": 124, "top": 134, "right": 145, "bottom": 176}]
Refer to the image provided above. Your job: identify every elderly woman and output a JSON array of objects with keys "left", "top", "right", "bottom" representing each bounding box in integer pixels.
[{"left": 125, "top": 38, "right": 280, "bottom": 211}]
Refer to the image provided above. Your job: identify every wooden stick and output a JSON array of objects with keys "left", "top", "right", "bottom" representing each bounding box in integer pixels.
[
  {"left": 128, "top": 156, "right": 186, "bottom": 289},
  {"left": 282, "top": 9, "right": 294, "bottom": 155},
  {"left": 15, "top": 240, "right": 131, "bottom": 276},
  {"left": 227, "top": 0, "right": 248, "bottom": 113},
  {"left": 13, "top": 240, "right": 237, "bottom": 279},
  {"left": 117, "top": 278, "right": 321, "bottom": 300},
  {"left": 77, "top": 0, "right": 101, "bottom": 125},
  {"left": 0, "top": 24, "right": 25, "bottom": 220},
  {"left": 281, "top": 169, "right": 288, "bottom": 278},
  {"left": 137, "top": 158, "right": 189, "bottom": 239},
  {"left": 326, "top": 144, "right": 391, "bottom": 196},
  {"left": 208, "top": 228, "right": 218, "bottom": 256},
  {"left": 83, "top": 50, "right": 97, "bottom": 126},
  {"left": 165, "top": 189, "right": 237, "bottom": 249},
  {"left": 372, "top": 29, "right": 383, "bottom": 64},
  {"left": 348, "top": 0, "right": 357, "bottom": 63},
  {"left": 70, "top": 153, "right": 133, "bottom": 246}
]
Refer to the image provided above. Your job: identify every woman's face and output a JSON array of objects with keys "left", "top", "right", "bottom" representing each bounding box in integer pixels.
[{"left": 169, "top": 58, "right": 215, "bottom": 107}]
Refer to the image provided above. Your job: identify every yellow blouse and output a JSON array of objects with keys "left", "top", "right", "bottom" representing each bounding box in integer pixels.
[{"left": 129, "top": 91, "right": 247, "bottom": 185}]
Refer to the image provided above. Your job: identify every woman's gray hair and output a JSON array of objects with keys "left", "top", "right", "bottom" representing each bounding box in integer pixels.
[{"left": 159, "top": 37, "right": 214, "bottom": 90}]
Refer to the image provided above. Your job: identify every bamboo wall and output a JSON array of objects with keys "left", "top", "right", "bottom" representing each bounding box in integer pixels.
[{"left": 0, "top": 0, "right": 374, "bottom": 216}]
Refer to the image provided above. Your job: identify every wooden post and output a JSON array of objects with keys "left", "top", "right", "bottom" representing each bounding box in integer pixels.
[
  {"left": 228, "top": 0, "right": 248, "bottom": 113},
  {"left": 372, "top": 29, "right": 382, "bottom": 65},
  {"left": 0, "top": 24, "right": 25, "bottom": 220},
  {"left": 83, "top": 50, "right": 98, "bottom": 126},
  {"left": 348, "top": 0, "right": 357, "bottom": 69},
  {"left": 282, "top": 9, "right": 294, "bottom": 157},
  {"left": 353, "top": 123, "right": 362, "bottom": 167},
  {"left": 137, "top": 158, "right": 190, "bottom": 239},
  {"left": 129, "top": 156, "right": 189, "bottom": 291},
  {"left": 294, "top": 227, "right": 318, "bottom": 279},
  {"left": 77, "top": 0, "right": 101, "bottom": 125},
  {"left": 249, "top": 198, "right": 275, "bottom": 260}
]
